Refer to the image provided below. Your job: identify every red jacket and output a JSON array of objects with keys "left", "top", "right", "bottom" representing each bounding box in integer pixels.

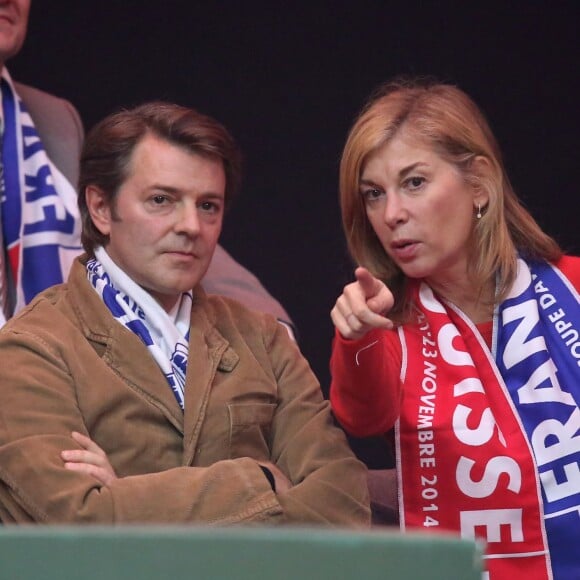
[{"left": 330, "top": 255, "right": 580, "bottom": 437}]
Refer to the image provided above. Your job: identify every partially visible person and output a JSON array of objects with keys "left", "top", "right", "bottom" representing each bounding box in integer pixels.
[
  {"left": 203, "top": 244, "right": 296, "bottom": 339},
  {"left": 0, "top": 0, "right": 83, "bottom": 325},
  {"left": 330, "top": 78, "right": 579, "bottom": 578},
  {"left": 0, "top": 0, "right": 295, "bottom": 332},
  {"left": 0, "top": 101, "right": 370, "bottom": 526}
]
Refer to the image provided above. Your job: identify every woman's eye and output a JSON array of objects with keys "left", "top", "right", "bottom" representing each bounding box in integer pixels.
[
  {"left": 362, "top": 188, "right": 384, "bottom": 202},
  {"left": 406, "top": 176, "right": 425, "bottom": 189}
]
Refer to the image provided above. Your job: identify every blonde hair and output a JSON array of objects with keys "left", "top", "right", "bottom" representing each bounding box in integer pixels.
[{"left": 340, "top": 78, "right": 561, "bottom": 320}]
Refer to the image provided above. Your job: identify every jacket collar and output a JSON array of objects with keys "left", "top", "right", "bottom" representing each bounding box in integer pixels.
[{"left": 67, "top": 256, "right": 239, "bottom": 449}]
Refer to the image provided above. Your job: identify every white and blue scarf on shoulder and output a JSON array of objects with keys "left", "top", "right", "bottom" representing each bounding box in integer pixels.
[
  {"left": 87, "top": 246, "right": 192, "bottom": 410},
  {"left": 0, "top": 69, "right": 81, "bottom": 325}
]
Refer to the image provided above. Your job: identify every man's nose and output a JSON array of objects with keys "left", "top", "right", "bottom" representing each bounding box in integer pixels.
[{"left": 175, "top": 204, "right": 200, "bottom": 235}]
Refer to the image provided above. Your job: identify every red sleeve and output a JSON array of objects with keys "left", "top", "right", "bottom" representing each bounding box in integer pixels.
[
  {"left": 554, "top": 255, "right": 580, "bottom": 292},
  {"left": 329, "top": 327, "right": 402, "bottom": 437}
]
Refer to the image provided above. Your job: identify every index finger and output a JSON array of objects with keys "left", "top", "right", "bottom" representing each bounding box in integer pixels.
[
  {"left": 71, "top": 431, "right": 104, "bottom": 455},
  {"left": 355, "top": 267, "right": 383, "bottom": 300}
]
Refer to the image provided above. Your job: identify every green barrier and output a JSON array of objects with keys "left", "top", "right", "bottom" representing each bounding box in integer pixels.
[{"left": 0, "top": 526, "right": 483, "bottom": 580}]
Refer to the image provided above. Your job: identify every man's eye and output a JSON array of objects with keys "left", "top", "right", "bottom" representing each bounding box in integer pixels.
[
  {"left": 152, "top": 195, "right": 168, "bottom": 204},
  {"left": 200, "top": 201, "right": 220, "bottom": 213}
]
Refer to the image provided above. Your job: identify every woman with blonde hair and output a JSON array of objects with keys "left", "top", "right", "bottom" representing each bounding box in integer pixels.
[{"left": 330, "top": 78, "right": 579, "bottom": 579}]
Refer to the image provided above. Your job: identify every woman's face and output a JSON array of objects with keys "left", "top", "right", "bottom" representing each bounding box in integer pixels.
[{"left": 360, "top": 133, "right": 484, "bottom": 290}]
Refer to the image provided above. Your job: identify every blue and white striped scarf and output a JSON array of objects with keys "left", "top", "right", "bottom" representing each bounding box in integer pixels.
[
  {"left": 87, "top": 247, "right": 192, "bottom": 410},
  {"left": 0, "top": 69, "right": 81, "bottom": 325}
]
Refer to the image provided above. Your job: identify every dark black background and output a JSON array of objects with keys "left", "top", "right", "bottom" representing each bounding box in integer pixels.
[{"left": 12, "top": 3, "right": 578, "bottom": 461}]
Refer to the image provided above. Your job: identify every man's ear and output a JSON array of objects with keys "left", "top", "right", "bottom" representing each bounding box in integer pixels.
[
  {"left": 85, "top": 185, "right": 112, "bottom": 236},
  {"left": 470, "top": 155, "right": 492, "bottom": 208}
]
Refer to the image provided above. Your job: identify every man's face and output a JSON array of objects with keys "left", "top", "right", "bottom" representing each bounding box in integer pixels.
[
  {"left": 0, "top": 0, "right": 30, "bottom": 65},
  {"left": 87, "top": 134, "right": 226, "bottom": 312}
]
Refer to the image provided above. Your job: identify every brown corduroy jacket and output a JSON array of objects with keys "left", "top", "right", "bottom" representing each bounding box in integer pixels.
[{"left": 0, "top": 257, "right": 370, "bottom": 526}]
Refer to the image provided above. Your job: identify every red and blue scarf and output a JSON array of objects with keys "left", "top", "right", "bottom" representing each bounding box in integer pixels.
[{"left": 397, "top": 258, "right": 579, "bottom": 579}]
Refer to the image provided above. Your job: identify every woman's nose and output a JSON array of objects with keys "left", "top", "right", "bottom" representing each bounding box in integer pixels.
[{"left": 383, "top": 194, "right": 408, "bottom": 228}]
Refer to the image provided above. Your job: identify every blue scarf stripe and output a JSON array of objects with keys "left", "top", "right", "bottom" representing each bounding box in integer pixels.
[
  {"left": 101, "top": 285, "right": 125, "bottom": 318},
  {"left": 22, "top": 245, "right": 63, "bottom": 304},
  {"left": 497, "top": 259, "right": 580, "bottom": 580},
  {"left": 126, "top": 319, "right": 154, "bottom": 347},
  {"left": 1, "top": 78, "right": 22, "bottom": 244},
  {"left": 530, "top": 262, "right": 580, "bottom": 379}
]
